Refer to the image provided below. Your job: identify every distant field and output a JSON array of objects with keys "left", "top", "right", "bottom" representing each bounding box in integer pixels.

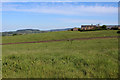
[
  {"left": 2, "top": 30, "right": 119, "bottom": 78},
  {"left": 2, "top": 30, "right": 118, "bottom": 43}
]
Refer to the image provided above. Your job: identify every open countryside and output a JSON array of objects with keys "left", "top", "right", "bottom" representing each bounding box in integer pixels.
[
  {"left": 2, "top": 2, "right": 119, "bottom": 78},
  {"left": 2, "top": 30, "right": 119, "bottom": 78}
]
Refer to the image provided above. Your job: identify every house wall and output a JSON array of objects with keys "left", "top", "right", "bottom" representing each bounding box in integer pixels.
[
  {"left": 118, "top": 27, "right": 120, "bottom": 30},
  {"left": 81, "top": 26, "right": 96, "bottom": 30},
  {"left": 73, "top": 28, "right": 78, "bottom": 31}
]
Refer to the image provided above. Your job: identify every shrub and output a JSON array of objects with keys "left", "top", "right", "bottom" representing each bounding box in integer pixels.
[
  {"left": 100, "top": 25, "right": 107, "bottom": 30},
  {"left": 111, "top": 27, "right": 118, "bottom": 30},
  {"left": 117, "top": 31, "right": 120, "bottom": 34},
  {"left": 12, "top": 34, "right": 17, "bottom": 36}
]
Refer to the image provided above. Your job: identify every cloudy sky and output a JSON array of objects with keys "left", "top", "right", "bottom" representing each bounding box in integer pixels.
[
  {"left": 2, "top": 2, "right": 118, "bottom": 32},
  {"left": 1, "top": 0, "right": 120, "bottom": 2}
]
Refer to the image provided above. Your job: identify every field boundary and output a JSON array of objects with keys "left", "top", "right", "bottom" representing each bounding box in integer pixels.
[{"left": 1, "top": 36, "right": 118, "bottom": 45}]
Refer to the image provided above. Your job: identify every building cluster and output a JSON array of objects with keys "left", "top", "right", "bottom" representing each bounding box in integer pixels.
[
  {"left": 70, "top": 24, "right": 120, "bottom": 31},
  {"left": 81, "top": 24, "right": 98, "bottom": 30}
]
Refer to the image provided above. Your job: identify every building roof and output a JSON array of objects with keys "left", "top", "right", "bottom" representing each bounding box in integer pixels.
[{"left": 81, "top": 25, "right": 97, "bottom": 27}]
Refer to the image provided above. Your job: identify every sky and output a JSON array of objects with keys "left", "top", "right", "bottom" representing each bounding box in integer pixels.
[
  {"left": 2, "top": 2, "right": 118, "bottom": 32},
  {"left": 1, "top": 0, "right": 120, "bottom": 2}
]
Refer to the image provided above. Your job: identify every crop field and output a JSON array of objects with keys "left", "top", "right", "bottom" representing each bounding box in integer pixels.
[{"left": 2, "top": 30, "right": 119, "bottom": 78}]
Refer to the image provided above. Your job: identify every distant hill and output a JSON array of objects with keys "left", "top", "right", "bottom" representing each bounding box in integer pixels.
[
  {"left": 2, "top": 29, "right": 45, "bottom": 36},
  {"left": 17, "top": 29, "right": 40, "bottom": 32},
  {"left": 16, "top": 29, "right": 43, "bottom": 34},
  {"left": 1, "top": 28, "right": 73, "bottom": 36},
  {"left": 47, "top": 28, "right": 72, "bottom": 32}
]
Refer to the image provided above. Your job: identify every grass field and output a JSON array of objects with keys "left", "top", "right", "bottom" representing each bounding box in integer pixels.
[
  {"left": 2, "top": 30, "right": 118, "bottom": 43},
  {"left": 2, "top": 30, "right": 119, "bottom": 78}
]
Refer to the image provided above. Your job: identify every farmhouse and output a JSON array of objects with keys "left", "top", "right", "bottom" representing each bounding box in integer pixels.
[
  {"left": 106, "top": 25, "right": 118, "bottom": 30},
  {"left": 73, "top": 27, "right": 79, "bottom": 31},
  {"left": 118, "top": 25, "right": 120, "bottom": 29},
  {"left": 81, "top": 24, "right": 97, "bottom": 30}
]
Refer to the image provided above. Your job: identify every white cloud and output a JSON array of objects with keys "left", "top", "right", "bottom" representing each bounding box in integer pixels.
[
  {"left": 57, "top": 18, "right": 118, "bottom": 24},
  {"left": 1, "top": 0, "right": 120, "bottom": 2},
  {"left": 2, "top": 4, "right": 118, "bottom": 16},
  {"left": 58, "top": 18, "right": 102, "bottom": 23}
]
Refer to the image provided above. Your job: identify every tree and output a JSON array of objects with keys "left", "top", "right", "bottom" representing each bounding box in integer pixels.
[
  {"left": 78, "top": 28, "right": 81, "bottom": 31},
  {"left": 13, "top": 33, "right": 17, "bottom": 36},
  {"left": 101, "top": 25, "right": 107, "bottom": 30},
  {"left": 71, "top": 29, "right": 73, "bottom": 31}
]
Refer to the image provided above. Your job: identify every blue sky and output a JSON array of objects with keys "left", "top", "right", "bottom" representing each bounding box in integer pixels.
[
  {"left": 1, "top": 0, "right": 120, "bottom": 2},
  {"left": 2, "top": 2, "right": 118, "bottom": 32}
]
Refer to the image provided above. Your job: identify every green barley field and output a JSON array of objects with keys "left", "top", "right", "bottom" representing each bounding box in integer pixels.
[{"left": 2, "top": 30, "right": 119, "bottom": 78}]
